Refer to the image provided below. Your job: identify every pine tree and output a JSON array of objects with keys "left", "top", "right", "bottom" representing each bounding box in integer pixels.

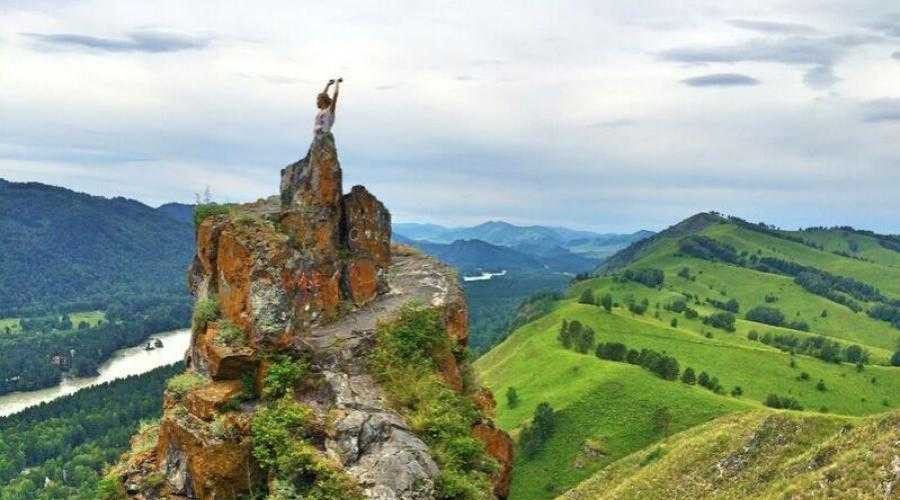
[
  {"left": 892, "top": 350, "right": 900, "bottom": 367},
  {"left": 506, "top": 386, "right": 520, "bottom": 408},
  {"left": 557, "top": 320, "right": 571, "bottom": 348},
  {"left": 600, "top": 293, "right": 613, "bottom": 312},
  {"left": 681, "top": 367, "right": 696, "bottom": 385},
  {"left": 575, "top": 326, "right": 596, "bottom": 354}
]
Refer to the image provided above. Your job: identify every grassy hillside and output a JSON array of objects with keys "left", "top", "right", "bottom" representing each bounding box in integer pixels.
[
  {"left": 561, "top": 410, "right": 899, "bottom": 499},
  {"left": 475, "top": 213, "right": 900, "bottom": 499}
]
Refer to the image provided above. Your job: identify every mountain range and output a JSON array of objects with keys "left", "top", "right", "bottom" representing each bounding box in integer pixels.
[
  {"left": 394, "top": 221, "right": 653, "bottom": 276},
  {"left": 395, "top": 221, "right": 651, "bottom": 260}
]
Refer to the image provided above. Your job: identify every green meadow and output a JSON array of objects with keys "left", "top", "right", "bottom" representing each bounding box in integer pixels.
[
  {"left": 0, "top": 310, "right": 106, "bottom": 334},
  {"left": 475, "top": 215, "right": 900, "bottom": 499}
]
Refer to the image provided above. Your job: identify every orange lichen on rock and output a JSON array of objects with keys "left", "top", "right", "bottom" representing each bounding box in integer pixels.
[
  {"left": 156, "top": 415, "right": 258, "bottom": 499},
  {"left": 473, "top": 422, "right": 515, "bottom": 499},
  {"left": 196, "top": 323, "right": 257, "bottom": 380},
  {"left": 184, "top": 380, "right": 243, "bottom": 421}
]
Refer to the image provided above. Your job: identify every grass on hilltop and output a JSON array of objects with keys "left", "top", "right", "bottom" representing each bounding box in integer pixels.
[
  {"left": 476, "top": 299, "right": 900, "bottom": 498},
  {"left": 475, "top": 218, "right": 900, "bottom": 499},
  {"left": 561, "top": 409, "right": 899, "bottom": 500}
]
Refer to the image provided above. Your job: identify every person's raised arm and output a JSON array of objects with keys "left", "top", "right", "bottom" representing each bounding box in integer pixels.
[
  {"left": 330, "top": 79, "right": 340, "bottom": 114},
  {"left": 322, "top": 79, "right": 335, "bottom": 94}
]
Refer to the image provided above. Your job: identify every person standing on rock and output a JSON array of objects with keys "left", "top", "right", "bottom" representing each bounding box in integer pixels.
[{"left": 314, "top": 78, "right": 341, "bottom": 135}]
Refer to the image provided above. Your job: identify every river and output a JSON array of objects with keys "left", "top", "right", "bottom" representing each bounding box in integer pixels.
[{"left": 0, "top": 328, "right": 191, "bottom": 417}]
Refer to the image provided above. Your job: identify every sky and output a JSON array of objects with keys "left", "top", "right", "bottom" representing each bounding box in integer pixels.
[{"left": 2, "top": 1, "right": 899, "bottom": 233}]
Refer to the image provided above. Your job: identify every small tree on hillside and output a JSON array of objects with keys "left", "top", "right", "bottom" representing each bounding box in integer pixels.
[
  {"left": 892, "top": 350, "right": 900, "bottom": 367},
  {"left": 574, "top": 325, "right": 596, "bottom": 354},
  {"left": 506, "top": 386, "right": 520, "bottom": 408},
  {"left": 600, "top": 293, "right": 613, "bottom": 312},
  {"left": 520, "top": 402, "right": 556, "bottom": 458},
  {"left": 697, "top": 371, "right": 710, "bottom": 388},
  {"left": 557, "top": 320, "right": 571, "bottom": 348},
  {"left": 579, "top": 289, "right": 595, "bottom": 305},
  {"left": 652, "top": 406, "right": 673, "bottom": 435},
  {"left": 681, "top": 367, "right": 696, "bottom": 385},
  {"left": 626, "top": 349, "right": 641, "bottom": 364}
]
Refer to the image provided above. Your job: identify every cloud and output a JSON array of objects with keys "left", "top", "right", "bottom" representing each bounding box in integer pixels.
[
  {"left": 803, "top": 65, "right": 839, "bottom": 89},
  {"left": 681, "top": 73, "right": 760, "bottom": 87},
  {"left": 660, "top": 36, "right": 870, "bottom": 66},
  {"left": 4, "top": 0, "right": 900, "bottom": 233},
  {"left": 587, "top": 118, "right": 636, "bottom": 128},
  {"left": 236, "top": 72, "right": 304, "bottom": 85},
  {"left": 660, "top": 35, "right": 879, "bottom": 89},
  {"left": 21, "top": 30, "right": 210, "bottom": 53},
  {"left": 728, "top": 19, "right": 817, "bottom": 35},
  {"left": 861, "top": 98, "right": 900, "bottom": 122},
  {"left": 893, "top": 50, "right": 900, "bottom": 60},
  {"left": 869, "top": 17, "right": 900, "bottom": 37}
]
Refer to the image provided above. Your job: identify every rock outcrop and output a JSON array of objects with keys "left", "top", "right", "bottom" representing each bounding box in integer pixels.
[{"left": 116, "top": 132, "right": 512, "bottom": 499}]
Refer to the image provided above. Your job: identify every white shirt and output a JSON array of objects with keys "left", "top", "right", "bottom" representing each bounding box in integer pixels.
[{"left": 314, "top": 108, "right": 334, "bottom": 134}]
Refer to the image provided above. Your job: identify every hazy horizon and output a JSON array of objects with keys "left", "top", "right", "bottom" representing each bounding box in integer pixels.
[{"left": 2, "top": 1, "right": 900, "bottom": 233}]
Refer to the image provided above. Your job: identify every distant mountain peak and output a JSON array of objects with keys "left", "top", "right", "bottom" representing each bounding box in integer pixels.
[{"left": 597, "top": 211, "right": 725, "bottom": 274}]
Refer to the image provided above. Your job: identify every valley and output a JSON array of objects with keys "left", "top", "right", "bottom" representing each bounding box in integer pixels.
[
  {"left": 0, "top": 328, "right": 189, "bottom": 417},
  {"left": 3, "top": 179, "right": 899, "bottom": 499}
]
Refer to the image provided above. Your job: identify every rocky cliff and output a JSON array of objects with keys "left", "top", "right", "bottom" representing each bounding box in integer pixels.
[{"left": 107, "top": 133, "right": 512, "bottom": 500}]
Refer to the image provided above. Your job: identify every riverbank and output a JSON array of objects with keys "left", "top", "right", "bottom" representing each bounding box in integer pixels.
[{"left": 0, "top": 328, "right": 190, "bottom": 417}]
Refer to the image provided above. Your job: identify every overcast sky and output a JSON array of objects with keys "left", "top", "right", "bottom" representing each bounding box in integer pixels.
[{"left": 2, "top": 1, "right": 899, "bottom": 233}]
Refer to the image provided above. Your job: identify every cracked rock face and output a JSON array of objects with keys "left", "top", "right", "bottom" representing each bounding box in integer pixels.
[
  {"left": 121, "top": 133, "right": 512, "bottom": 499},
  {"left": 319, "top": 369, "right": 439, "bottom": 499}
]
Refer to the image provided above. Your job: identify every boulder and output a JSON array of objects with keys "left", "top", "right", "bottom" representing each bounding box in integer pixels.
[
  {"left": 184, "top": 380, "right": 243, "bottom": 421},
  {"left": 343, "top": 257, "right": 379, "bottom": 306},
  {"left": 443, "top": 284, "right": 469, "bottom": 348},
  {"left": 157, "top": 414, "right": 259, "bottom": 499},
  {"left": 341, "top": 185, "right": 391, "bottom": 305},
  {"left": 195, "top": 323, "right": 258, "bottom": 380}
]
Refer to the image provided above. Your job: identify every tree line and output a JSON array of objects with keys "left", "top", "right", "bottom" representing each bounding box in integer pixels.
[
  {"left": 0, "top": 363, "right": 180, "bottom": 499},
  {"left": 0, "top": 295, "right": 190, "bottom": 395},
  {"left": 558, "top": 320, "right": 596, "bottom": 354},
  {"left": 678, "top": 234, "right": 900, "bottom": 331},
  {"left": 747, "top": 330, "right": 869, "bottom": 365},
  {"left": 594, "top": 340, "right": 728, "bottom": 394}
]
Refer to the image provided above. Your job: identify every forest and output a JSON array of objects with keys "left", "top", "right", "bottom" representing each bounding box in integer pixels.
[
  {"left": 0, "top": 295, "right": 189, "bottom": 395},
  {"left": 0, "top": 179, "right": 193, "bottom": 317},
  {"left": 0, "top": 363, "right": 180, "bottom": 499}
]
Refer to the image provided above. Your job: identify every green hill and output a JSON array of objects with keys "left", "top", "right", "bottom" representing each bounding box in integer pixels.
[
  {"left": 0, "top": 179, "right": 194, "bottom": 315},
  {"left": 561, "top": 409, "right": 899, "bottom": 499},
  {"left": 475, "top": 213, "right": 900, "bottom": 499}
]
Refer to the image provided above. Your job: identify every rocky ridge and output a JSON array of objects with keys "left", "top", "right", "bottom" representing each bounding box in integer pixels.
[{"left": 112, "top": 133, "right": 512, "bottom": 499}]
